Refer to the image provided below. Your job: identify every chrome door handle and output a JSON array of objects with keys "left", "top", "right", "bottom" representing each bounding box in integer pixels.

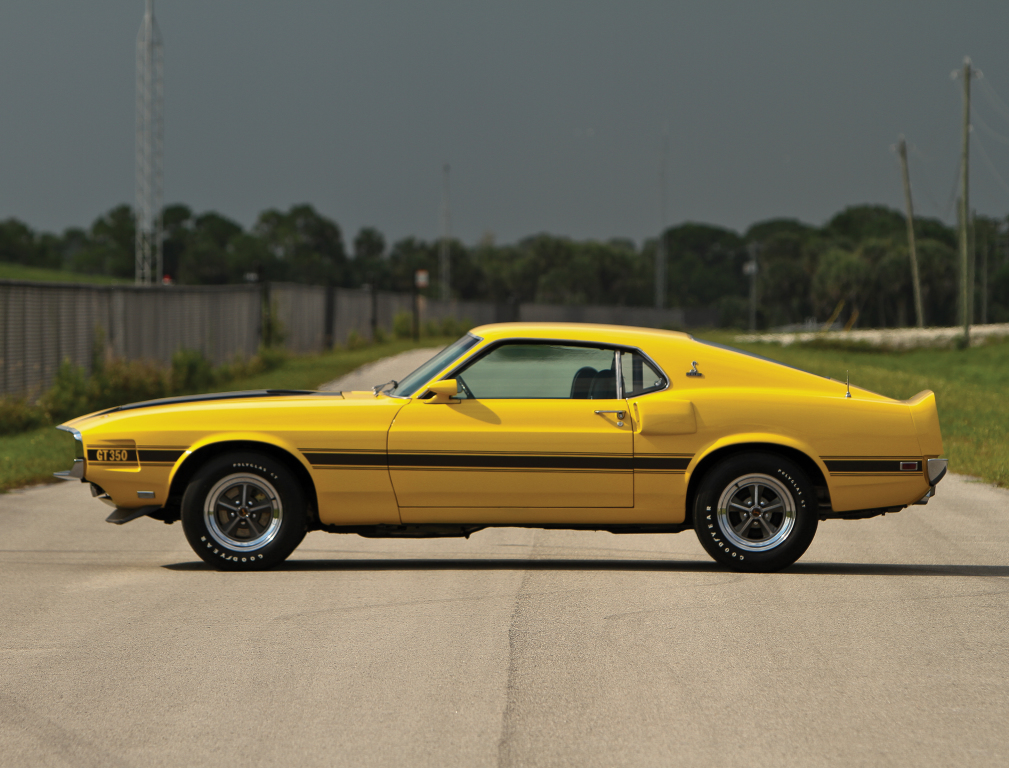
[{"left": 594, "top": 410, "right": 626, "bottom": 420}]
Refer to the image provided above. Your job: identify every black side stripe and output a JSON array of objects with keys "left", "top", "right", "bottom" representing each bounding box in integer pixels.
[
  {"left": 303, "top": 453, "right": 386, "bottom": 467},
  {"left": 303, "top": 452, "right": 692, "bottom": 472},
  {"left": 634, "top": 456, "right": 691, "bottom": 471},
  {"left": 391, "top": 454, "right": 634, "bottom": 470},
  {"left": 824, "top": 459, "right": 921, "bottom": 473},
  {"left": 138, "top": 449, "right": 185, "bottom": 463}
]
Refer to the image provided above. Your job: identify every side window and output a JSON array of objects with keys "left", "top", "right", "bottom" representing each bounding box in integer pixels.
[
  {"left": 620, "top": 351, "right": 667, "bottom": 397},
  {"left": 454, "top": 344, "right": 618, "bottom": 399}
]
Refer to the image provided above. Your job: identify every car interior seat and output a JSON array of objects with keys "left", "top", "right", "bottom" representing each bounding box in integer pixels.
[
  {"left": 588, "top": 369, "right": 617, "bottom": 399},
  {"left": 570, "top": 367, "right": 597, "bottom": 399}
]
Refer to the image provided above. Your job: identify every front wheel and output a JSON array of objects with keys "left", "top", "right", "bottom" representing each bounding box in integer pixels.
[
  {"left": 693, "top": 452, "right": 818, "bottom": 572},
  {"left": 182, "top": 452, "right": 307, "bottom": 571}
]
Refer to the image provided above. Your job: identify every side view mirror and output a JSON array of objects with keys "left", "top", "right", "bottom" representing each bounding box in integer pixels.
[{"left": 423, "top": 379, "right": 459, "bottom": 404}]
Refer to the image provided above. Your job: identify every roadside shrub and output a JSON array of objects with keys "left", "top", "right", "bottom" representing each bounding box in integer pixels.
[
  {"left": 214, "top": 354, "right": 258, "bottom": 385},
  {"left": 423, "top": 319, "right": 441, "bottom": 337},
  {"left": 346, "top": 330, "right": 368, "bottom": 350},
  {"left": 170, "top": 349, "right": 215, "bottom": 393},
  {"left": 440, "top": 316, "right": 472, "bottom": 336},
  {"left": 372, "top": 326, "right": 387, "bottom": 344},
  {"left": 90, "top": 358, "right": 167, "bottom": 411},
  {"left": 0, "top": 397, "right": 47, "bottom": 436},
  {"left": 39, "top": 359, "right": 91, "bottom": 423},
  {"left": 393, "top": 311, "right": 414, "bottom": 339},
  {"left": 261, "top": 300, "right": 286, "bottom": 348},
  {"left": 257, "top": 345, "right": 287, "bottom": 372}
]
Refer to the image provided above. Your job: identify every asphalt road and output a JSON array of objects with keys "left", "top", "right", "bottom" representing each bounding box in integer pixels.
[{"left": 1, "top": 474, "right": 1007, "bottom": 767}]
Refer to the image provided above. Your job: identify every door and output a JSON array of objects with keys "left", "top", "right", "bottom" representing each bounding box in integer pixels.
[{"left": 388, "top": 342, "right": 633, "bottom": 512}]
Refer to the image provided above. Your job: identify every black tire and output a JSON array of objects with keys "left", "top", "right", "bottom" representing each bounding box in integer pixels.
[
  {"left": 181, "top": 452, "right": 307, "bottom": 571},
  {"left": 693, "top": 452, "right": 818, "bottom": 572}
]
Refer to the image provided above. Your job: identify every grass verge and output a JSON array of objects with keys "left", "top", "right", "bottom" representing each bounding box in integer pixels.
[
  {"left": 0, "top": 338, "right": 452, "bottom": 492},
  {"left": 697, "top": 330, "right": 1009, "bottom": 486}
]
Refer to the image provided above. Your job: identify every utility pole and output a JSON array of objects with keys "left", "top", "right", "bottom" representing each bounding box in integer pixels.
[
  {"left": 655, "top": 128, "right": 668, "bottom": 310},
  {"left": 956, "top": 57, "right": 973, "bottom": 342},
  {"left": 969, "top": 209, "right": 976, "bottom": 323},
  {"left": 439, "top": 164, "right": 451, "bottom": 303},
  {"left": 135, "top": 0, "right": 163, "bottom": 285},
  {"left": 981, "top": 223, "right": 988, "bottom": 324},
  {"left": 897, "top": 137, "right": 924, "bottom": 327},
  {"left": 744, "top": 243, "right": 759, "bottom": 331}
]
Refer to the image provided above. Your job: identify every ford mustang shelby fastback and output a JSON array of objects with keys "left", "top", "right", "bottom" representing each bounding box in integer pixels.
[{"left": 56, "top": 323, "right": 947, "bottom": 572}]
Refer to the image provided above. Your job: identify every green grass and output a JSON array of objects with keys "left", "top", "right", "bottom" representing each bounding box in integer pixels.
[
  {"left": 696, "top": 330, "right": 1009, "bottom": 487},
  {"left": 0, "top": 427, "right": 77, "bottom": 492},
  {"left": 0, "top": 263, "right": 130, "bottom": 284},
  {"left": 0, "top": 338, "right": 452, "bottom": 492}
]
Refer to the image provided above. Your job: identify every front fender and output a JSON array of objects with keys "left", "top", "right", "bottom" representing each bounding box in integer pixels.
[{"left": 167, "top": 431, "right": 314, "bottom": 491}]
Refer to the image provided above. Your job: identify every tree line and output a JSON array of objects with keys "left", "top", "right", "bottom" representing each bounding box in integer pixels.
[{"left": 2, "top": 202, "right": 1007, "bottom": 328}]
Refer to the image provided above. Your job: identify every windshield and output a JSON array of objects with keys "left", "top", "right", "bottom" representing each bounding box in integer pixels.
[{"left": 389, "top": 334, "right": 482, "bottom": 397}]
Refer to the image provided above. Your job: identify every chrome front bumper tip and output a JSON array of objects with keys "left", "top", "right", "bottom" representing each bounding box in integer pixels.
[
  {"left": 53, "top": 459, "right": 85, "bottom": 480},
  {"left": 914, "top": 487, "right": 935, "bottom": 505},
  {"left": 927, "top": 458, "right": 948, "bottom": 486}
]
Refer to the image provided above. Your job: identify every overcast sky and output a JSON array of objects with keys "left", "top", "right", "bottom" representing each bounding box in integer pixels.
[{"left": 2, "top": 1, "right": 1009, "bottom": 246}]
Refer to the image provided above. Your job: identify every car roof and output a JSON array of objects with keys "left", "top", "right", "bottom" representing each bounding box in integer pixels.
[{"left": 468, "top": 322, "right": 691, "bottom": 346}]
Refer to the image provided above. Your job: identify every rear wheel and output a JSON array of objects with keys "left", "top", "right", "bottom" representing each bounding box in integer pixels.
[
  {"left": 181, "top": 452, "right": 307, "bottom": 571},
  {"left": 693, "top": 452, "right": 817, "bottom": 572}
]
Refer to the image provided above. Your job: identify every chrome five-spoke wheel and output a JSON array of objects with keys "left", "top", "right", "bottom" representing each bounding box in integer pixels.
[
  {"left": 717, "top": 473, "right": 796, "bottom": 552},
  {"left": 204, "top": 473, "right": 283, "bottom": 550},
  {"left": 694, "top": 452, "right": 817, "bottom": 572}
]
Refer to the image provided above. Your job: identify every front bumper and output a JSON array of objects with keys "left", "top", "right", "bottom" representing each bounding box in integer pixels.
[{"left": 53, "top": 426, "right": 85, "bottom": 480}]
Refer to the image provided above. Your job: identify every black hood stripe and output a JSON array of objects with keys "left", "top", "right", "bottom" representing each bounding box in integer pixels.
[{"left": 100, "top": 390, "right": 338, "bottom": 414}]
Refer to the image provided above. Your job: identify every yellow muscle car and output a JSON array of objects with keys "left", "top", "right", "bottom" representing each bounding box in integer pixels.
[{"left": 56, "top": 323, "right": 947, "bottom": 572}]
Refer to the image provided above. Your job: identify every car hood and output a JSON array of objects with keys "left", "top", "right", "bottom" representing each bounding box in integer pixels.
[
  {"left": 62, "top": 389, "right": 361, "bottom": 430},
  {"left": 96, "top": 389, "right": 340, "bottom": 415}
]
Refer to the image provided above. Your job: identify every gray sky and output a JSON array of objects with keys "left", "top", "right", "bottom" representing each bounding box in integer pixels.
[{"left": 2, "top": 1, "right": 1009, "bottom": 245}]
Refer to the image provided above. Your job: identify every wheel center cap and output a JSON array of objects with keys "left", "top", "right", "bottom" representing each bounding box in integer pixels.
[{"left": 239, "top": 508, "right": 248, "bottom": 517}]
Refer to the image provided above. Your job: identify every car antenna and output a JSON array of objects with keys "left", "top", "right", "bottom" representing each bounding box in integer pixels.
[{"left": 846, "top": 371, "right": 851, "bottom": 399}]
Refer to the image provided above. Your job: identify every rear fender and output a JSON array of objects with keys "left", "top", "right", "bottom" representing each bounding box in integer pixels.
[
  {"left": 688, "top": 432, "right": 829, "bottom": 484},
  {"left": 905, "top": 390, "right": 943, "bottom": 457}
]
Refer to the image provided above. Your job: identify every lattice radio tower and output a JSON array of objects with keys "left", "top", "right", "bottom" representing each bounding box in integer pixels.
[{"left": 135, "top": 0, "right": 163, "bottom": 285}]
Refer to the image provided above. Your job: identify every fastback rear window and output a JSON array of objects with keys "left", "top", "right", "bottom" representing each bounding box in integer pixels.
[{"left": 692, "top": 338, "right": 832, "bottom": 380}]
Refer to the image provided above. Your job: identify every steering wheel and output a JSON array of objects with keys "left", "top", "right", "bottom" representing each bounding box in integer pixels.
[{"left": 456, "top": 375, "right": 475, "bottom": 399}]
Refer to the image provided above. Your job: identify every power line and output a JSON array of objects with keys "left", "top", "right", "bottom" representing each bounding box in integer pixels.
[
  {"left": 953, "top": 56, "right": 974, "bottom": 339},
  {"left": 971, "top": 106, "right": 1009, "bottom": 145},
  {"left": 973, "top": 134, "right": 1009, "bottom": 197},
  {"left": 905, "top": 144, "right": 957, "bottom": 219},
  {"left": 942, "top": 153, "right": 962, "bottom": 220},
  {"left": 977, "top": 77, "right": 1009, "bottom": 125},
  {"left": 897, "top": 137, "right": 925, "bottom": 327}
]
